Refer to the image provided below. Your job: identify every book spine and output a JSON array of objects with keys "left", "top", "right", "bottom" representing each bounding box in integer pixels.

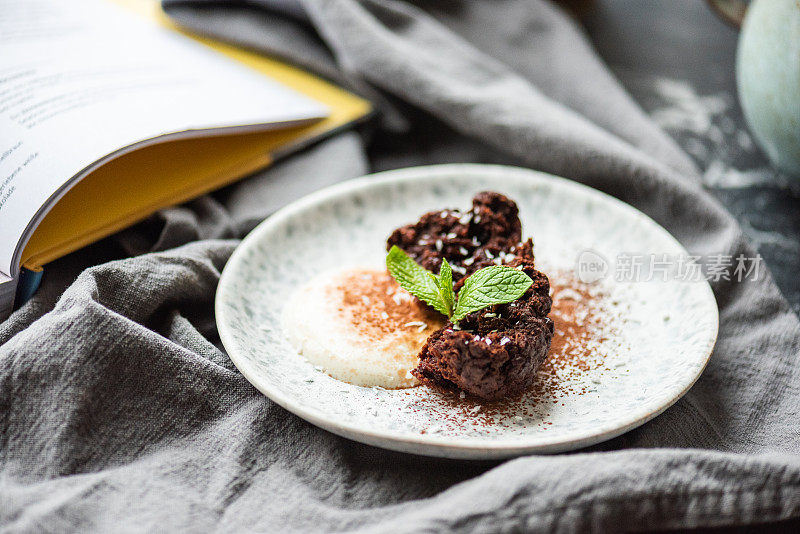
[{"left": 14, "top": 268, "right": 43, "bottom": 310}]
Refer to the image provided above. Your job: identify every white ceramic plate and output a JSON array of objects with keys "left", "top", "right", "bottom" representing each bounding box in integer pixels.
[{"left": 216, "top": 164, "right": 718, "bottom": 459}]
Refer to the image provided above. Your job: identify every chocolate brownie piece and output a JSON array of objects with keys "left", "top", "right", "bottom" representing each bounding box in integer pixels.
[
  {"left": 412, "top": 240, "right": 554, "bottom": 400},
  {"left": 387, "top": 191, "right": 522, "bottom": 289}
]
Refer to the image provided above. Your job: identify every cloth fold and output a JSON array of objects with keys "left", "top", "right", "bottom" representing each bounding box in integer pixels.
[{"left": 1, "top": 0, "right": 799, "bottom": 531}]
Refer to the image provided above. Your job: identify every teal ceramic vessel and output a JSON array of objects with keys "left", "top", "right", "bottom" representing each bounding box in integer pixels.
[{"left": 736, "top": 0, "right": 800, "bottom": 177}]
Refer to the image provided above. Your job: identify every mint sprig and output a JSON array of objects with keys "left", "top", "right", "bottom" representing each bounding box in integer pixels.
[{"left": 386, "top": 246, "right": 532, "bottom": 322}]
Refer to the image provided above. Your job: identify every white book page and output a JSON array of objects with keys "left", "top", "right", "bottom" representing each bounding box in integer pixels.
[{"left": 0, "top": 0, "right": 329, "bottom": 276}]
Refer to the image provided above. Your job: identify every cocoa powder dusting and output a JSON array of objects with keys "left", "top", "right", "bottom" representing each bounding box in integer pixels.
[
  {"left": 530, "top": 273, "right": 613, "bottom": 400},
  {"left": 334, "top": 269, "right": 444, "bottom": 339}
]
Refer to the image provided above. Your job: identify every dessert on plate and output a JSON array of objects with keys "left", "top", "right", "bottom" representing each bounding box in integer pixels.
[{"left": 283, "top": 191, "right": 554, "bottom": 401}]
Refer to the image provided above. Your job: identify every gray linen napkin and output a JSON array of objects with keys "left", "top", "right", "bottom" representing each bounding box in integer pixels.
[{"left": 1, "top": 0, "right": 799, "bottom": 531}]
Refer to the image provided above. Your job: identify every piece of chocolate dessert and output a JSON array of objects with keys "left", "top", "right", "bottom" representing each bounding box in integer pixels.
[
  {"left": 414, "top": 240, "right": 554, "bottom": 400},
  {"left": 387, "top": 192, "right": 554, "bottom": 400},
  {"left": 387, "top": 191, "right": 523, "bottom": 289}
]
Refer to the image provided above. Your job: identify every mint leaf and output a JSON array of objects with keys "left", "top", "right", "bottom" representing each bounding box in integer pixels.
[
  {"left": 386, "top": 246, "right": 450, "bottom": 316},
  {"left": 386, "top": 247, "right": 533, "bottom": 323},
  {"left": 436, "top": 258, "right": 455, "bottom": 316},
  {"left": 452, "top": 266, "right": 532, "bottom": 321}
]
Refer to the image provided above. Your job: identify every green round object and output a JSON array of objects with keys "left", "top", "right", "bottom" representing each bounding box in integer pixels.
[{"left": 737, "top": 0, "right": 800, "bottom": 177}]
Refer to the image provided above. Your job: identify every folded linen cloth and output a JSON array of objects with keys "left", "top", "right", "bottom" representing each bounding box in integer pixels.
[{"left": 1, "top": 0, "right": 799, "bottom": 531}]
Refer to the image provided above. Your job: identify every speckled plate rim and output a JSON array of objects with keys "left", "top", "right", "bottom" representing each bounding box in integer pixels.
[{"left": 216, "top": 164, "right": 719, "bottom": 459}]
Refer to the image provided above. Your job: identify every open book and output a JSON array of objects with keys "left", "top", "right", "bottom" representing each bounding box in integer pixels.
[{"left": 0, "top": 0, "right": 371, "bottom": 320}]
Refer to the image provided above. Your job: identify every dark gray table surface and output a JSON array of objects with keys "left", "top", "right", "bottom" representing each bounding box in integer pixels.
[{"left": 583, "top": 0, "right": 800, "bottom": 316}]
